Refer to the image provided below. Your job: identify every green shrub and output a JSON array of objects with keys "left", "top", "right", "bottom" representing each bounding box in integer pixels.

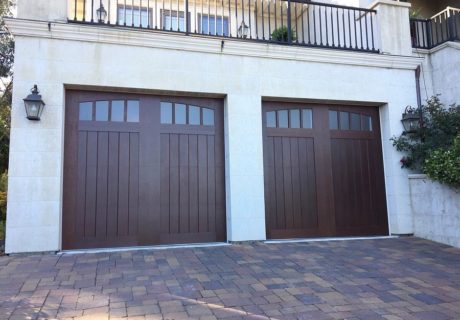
[
  {"left": 423, "top": 135, "right": 460, "bottom": 188},
  {"left": 271, "top": 26, "right": 297, "bottom": 42},
  {"left": 391, "top": 96, "right": 460, "bottom": 188},
  {"left": 0, "top": 219, "right": 4, "bottom": 241}
]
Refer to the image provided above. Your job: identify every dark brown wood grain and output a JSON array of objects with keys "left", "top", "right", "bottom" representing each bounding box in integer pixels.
[
  {"left": 262, "top": 102, "right": 388, "bottom": 239},
  {"left": 63, "top": 91, "right": 226, "bottom": 249}
]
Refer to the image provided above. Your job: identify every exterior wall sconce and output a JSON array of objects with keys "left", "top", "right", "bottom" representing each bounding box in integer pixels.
[
  {"left": 23, "top": 85, "right": 46, "bottom": 121},
  {"left": 238, "top": 21, "right": 249, "bottom": 38},
  {"left": 96, "top": 4, "right": 108, "bottom": 23},
  {"left": 401, "top": 105, "right": 422, "bottom": 133}
]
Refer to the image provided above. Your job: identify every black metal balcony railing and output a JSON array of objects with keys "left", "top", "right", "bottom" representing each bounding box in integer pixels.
[
  {"left": 69, "top": 0, "right": 379, "bottom": 53},
  {"left": 410, "top": 7, "right": 460, "bottom": 49}
]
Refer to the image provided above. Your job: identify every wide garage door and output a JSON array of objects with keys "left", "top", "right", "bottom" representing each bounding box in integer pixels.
[
  {"left": 263, "top": 102, "right": 388, "bottom": 239},
  {"left": 63, "top": 91, "right": 226, "bottom": 250}
]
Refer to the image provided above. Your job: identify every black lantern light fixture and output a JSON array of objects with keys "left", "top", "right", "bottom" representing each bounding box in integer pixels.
[
  {"left": 23, "top": 85, "right": 45, "bottom": 121},
  {"left": 238, "top": 21, "right": 249, "bottom": 38},
  {"left": 96, "top": 3, "right": 107, "bottom": 23},
  {"left": 401, "top": 105, "right": 421, "bottom": 133}
]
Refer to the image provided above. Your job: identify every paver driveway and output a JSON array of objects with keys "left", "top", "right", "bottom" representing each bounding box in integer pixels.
[{"left": 1, "top": 237, "right": 460, "bottom": 320}]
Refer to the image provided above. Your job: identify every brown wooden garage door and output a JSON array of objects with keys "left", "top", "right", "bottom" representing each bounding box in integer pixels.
[
  {"left": 63, "top": 91, "right": 226, "bottom": 250},
  {"left": 263, "top": 102, "right": 388, "bottom": 239}
]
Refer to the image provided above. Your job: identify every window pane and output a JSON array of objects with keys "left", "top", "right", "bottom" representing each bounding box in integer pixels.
[
  {"left": 161, "top": 102, "right": 173, "bottom": 124},
  {"left": 79, "top": 102, "right": 93, "bottom": 121},
  {"left": 175, "top": 103, "right": 186, "bottom": 124},
  {"left": 351, "top": 113, "right": 361, "bottom": 130},
  {"left": 266, "top": 111, "right": 276, "bottom": 128},
  {"left": 95, "top": 101, "right": 109, "bottom": 121},
  {"left": 127, "top": 100, "right": 139, "bottom": 122},
  {"left": 340, "top": 111, "right": 349, "bottom": 130},
  {"left": 189, "top": 105, "right": 200, "bottom": 125},
  {"left": 203, "top": 108, "right": 214, "bottom": 126},
  {"left": 290, "top": 109, "right": 300, "bottom": 128},
  {"left": 302, "top": 109, "right": 313, "bottom": 129},
  {"left": 163, "top": 10, "right": 185, "bottom": 31},
  {"left": 362, "top": 115, "right": 373, "bottom": 131},
  {"left": 278, "top": 110, "right": 288, "bottom": 128},
  {"left": 329, "top": 110, "right": 338, "bottom": 130},
  {"left": 111, "top": 101, "right": 125, "bottom": 122}
]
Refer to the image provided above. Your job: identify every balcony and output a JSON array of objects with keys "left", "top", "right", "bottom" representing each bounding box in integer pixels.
[
  {"left": 68, "top": 0, "right": 379, "bottom": 53},
  {"left": 410, "top": 7, "right": 460, "bottom": 49}
]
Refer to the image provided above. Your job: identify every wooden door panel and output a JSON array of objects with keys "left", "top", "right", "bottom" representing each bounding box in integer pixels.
[
  {"left": 63, "top": 91, "right": 226, "bottom": 249},
  {"left": 263, "top": 102, "right": 388, "bottom": 239}
]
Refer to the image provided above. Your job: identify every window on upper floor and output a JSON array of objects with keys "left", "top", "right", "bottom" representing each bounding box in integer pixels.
[
  {"left": 198, "top": 14, "right": 229, "bottom": 36},
  {"left": 117, "top": 5, "right": 152, "bottom": 27}
]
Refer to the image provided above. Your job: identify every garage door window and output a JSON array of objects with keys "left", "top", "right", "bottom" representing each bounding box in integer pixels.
[
  {"left": 79, "top": 102, "right": 93, "bottom": 121},
  {"left": 161, "top": 102, "right": 215, "bottom": 126},
  {"left": 329, "top": 110, "right": 373, "bottom": 132},
  {"left": 266, "top": 108, "right": 313, "bottom": 129}
]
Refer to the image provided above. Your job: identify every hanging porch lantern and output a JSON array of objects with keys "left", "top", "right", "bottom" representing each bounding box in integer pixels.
[
  {"left": 96, "top": 3, "right": 108, "bottom": 23},
  {"left": 401, "top": 105, "right": 421, "bottom": 133},
  {"left": 238, "top": 21, "right": 249, "bottom": 38},
  {"left": 23, "top": 85, "right": 45, "bottom": 121}
]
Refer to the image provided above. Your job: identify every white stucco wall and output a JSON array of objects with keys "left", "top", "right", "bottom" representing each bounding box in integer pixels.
[
  {"left": 415, "top": 42, "right": 460, "bottom": 106},
  {"left": 5, "top": 0, "right": 421, "bottom": 253},
  {"left": 409, "top": 175, "right": 460, "bottom": 248}
]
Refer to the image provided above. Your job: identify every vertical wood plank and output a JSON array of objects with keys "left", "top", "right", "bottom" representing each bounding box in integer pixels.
[
  {"left": 107, "top": 132, "right": 119, "bottom": 238},
  {"left": 207, "top": 135, "right": 216, "bottom": 233},
  {"left": 188, "top": 135, "right": 199, "bottom": 233},
  {"left": 129, "top": 133, "right": 140, "bottom": 236},
  {"left": 160, "top": 134, "right": 171, "bottom": 236},
  {"left": 75, "top": 131, "right": 87, "bottom": 239},
  {"left": 118, "top": 132, "right": 130, "bottom": 237},
  {"left": 273, "top": 137, "right": 285, "bottom": 229},
  {"left": 179, "top": 134, "right": 190, "bottom": 234},
  {"left": 198, "top": 135, "right": 208, "bottom": 232},
  {"left": 85, "top": 131, "right": 98, "bottom": 238},
  {"left": 169, "top": 134, "right": 180, "bottom": 234},
  {"left": 96, "top": 131, "right": 109, "bottom": 239},
  {"left": 282, "top": 137, "right": 294, "bottom": 229},
  {"left": 290, "top": 137, "right": 302, "bottom": 228}
]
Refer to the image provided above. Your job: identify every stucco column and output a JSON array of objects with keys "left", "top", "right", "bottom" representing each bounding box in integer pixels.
[
  {"left": 224, "top": 94, "right": 266, "bottom": 241},
  {"left": 17, "top": 0, "right": 68, "bottom": 22},
  {"left": 370, "top": 0, "right": 412, "bottom": 56}
]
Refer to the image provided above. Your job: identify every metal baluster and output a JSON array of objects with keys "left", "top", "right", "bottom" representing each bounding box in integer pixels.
[
  {"left": 359, "top": 10, "right": 363, "bottom": 49},
  {"left": 274, "top": 0, "right": 277, "bottom": 32},
  {"left": 313, "top": 5, "right": 316, "bottom": 45},
  {"left": 301, "top": 4, "right": 305, "bottom": 44},
  {"left": 194, "top": 0, "right": 197, "bottom": 33},
  {"left": 147, "top": 0, "right": 150, "bottom": 28},
  {"left": 242, "top": 0, "right": 245, "bottom": 37},
  {"left": 235, "top": 0, "right": 238, "bottom": 37},
  {"left": 140, "top": 0, "right": 143, "bottom": 27},
  {"left": 91, "top": 0, "right": 95, "bottom": 22},
  {"left": 262, "top": 0, "right": 265, "bottom": 40},
  {"left": 342, "top": 8, "right": 346, "bottom": 48},
  {"left": 162, "top": 0, "right": 165, "bottom": 29},
  {"left": 287, "top": 0, "right": 291, "bottom": 43},
  {"left": 215, "top": 0, "right": 217, "bottom": 35},
  {"left": 132, "top": 0, "right": 135, "bottom": 26},
  {"left": 202, "top": 0, "right": 204, "bottom": 33},
  {"left": 329, "top": 6, "right": 332, "bottom": 46},
  {"left": 74, "top": 0, "right": 77, "bottom": 20},
  {"left": 222, "top": 0, "right": 224, "bottom": 36},
  {"left": 348, "top": 9, "right": 351, "bottom": 48},
  {"left": 370, "top": 12, "right": 375, "bottom": 51},
  {"left": 176, "top": 0, "right": 179, "bottom": 31},
  {"left": 155, "top": 0, "right": 158, "bottom": 28},
  {"left": 124, "top": 0, "right": 126, "bottom": 25},
  {"left": 208, "top": 0, "right": 210, "bottom": 34},
  {"left": 294, "top": 3, "right": 298, "bottom": 43},
  {"left": 255, "top": 0, "right": 258, "bottom": 39},
  {"left": 249, "top": 0, "right": 252, "bottom": 39},
  {"left": 281, "top": 0, "right": 283, "bottom": 29},
  {"left": 228, "top": 0, "right": 231, "bottom": 36},
  {"left": 319, "top": 6, "right": 322, "bottom": 45},
  {"left": 306, "top": 5, "right": 310, "bottom": 45},
  {"left": 353, "top": 10, "right": 357, "bottom": 49},
  {"left": 365, "top": 11, "right": 369, "bottom": 50},
  {"left": 336, "top": 7, "right": 340, "bottom": 47},
  {"left": 186, "top": 0, "right": 190, "bottom": 33},
  {"left": 268, "top": 0, "right": 271, "bottom": 40},
  {"left": 108, "top": 0, "right": 111, "bottom": 24}
]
